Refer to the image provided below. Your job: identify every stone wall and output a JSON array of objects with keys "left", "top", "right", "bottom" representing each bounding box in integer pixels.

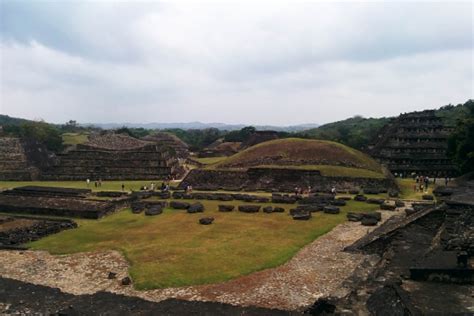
[
  {"left": 42, "top": 144, "right": 179, "bottom": 180},
  {"left": 0, "top": 137, "right": 43, "bottom": 180},
  {"left": 179, "top": 167, "right": 397, "bottom": 192}
]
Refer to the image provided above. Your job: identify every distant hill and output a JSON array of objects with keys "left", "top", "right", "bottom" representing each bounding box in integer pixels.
[
  {"left": 0, "top": 114, "right": 34, "bottom": 126},
  {"left": 81, "top": 121, "right": 319, "bottom": 132}
]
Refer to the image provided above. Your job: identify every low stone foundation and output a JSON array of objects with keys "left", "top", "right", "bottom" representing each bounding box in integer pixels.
[
  {"left": 180, "top": 168, "right": 397, "bottom": 193},
  {"left": 0, "top": 215, "right": 77, "bottom": 248},
  {"left": 0, "top": 186, "right": 130, "bottom": 219}
]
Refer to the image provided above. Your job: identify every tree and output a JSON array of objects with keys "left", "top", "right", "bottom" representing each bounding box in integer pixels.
[{"left": 447, "top": 100, "right": 474, "bottom": 174}]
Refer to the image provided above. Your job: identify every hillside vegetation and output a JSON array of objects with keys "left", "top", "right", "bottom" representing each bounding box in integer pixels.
[{"left": 211, "top": 138, "right": 384, "bottom": 175}]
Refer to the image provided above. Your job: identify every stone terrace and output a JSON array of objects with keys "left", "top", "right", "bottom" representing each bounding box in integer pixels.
[{"left": 42, "top": 133, "right": 180, "bottom": 180}]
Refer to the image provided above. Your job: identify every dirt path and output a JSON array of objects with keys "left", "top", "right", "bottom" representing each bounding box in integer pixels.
[{"left": 0, "top": 211, "right": 400, "bottom": 310}]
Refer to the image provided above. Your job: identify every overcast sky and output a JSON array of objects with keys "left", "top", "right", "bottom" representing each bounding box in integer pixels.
[{"left": 0, "top": 1, "right": 472, "bottom": 125}]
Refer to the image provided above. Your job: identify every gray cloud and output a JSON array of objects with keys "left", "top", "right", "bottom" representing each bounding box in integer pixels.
[{"left": 0, "top": 1, "right": 472, "bottom": 125}]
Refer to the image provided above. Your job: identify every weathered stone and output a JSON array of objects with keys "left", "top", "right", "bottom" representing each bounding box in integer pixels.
[
  {"left": 405, "top": 208, "right": 417, "bottom": 216},
  {"left": 354, "top": 194, "right": 368, "bottom": 202},
  {"left": 395, "top": 200, "right": 405, "bottom": 208},
  {"left": 323, "top": 206, "right": 340, "bottom": 214},
  {"left": 187, "top": 202, "right": 204, "bottom": 213},
  {"left": 380, "top": 203, "right": 397, "bottom": 211},
  {"left": 363, "top": 188, "right": 381, "bottom": 195},
  {"left": 361, "top": 217, "right": 378, "bottom": 226},
  {"left": 121, "top": 277, "right": 132, "bottom": 286},
  {"left": 388, "top": 190, "right": 399, "bottom": 198},
  {"left": 199, "top": 217, "right": 214, "bottom": 225},
  {"left": 271, "top": 194, "right": 297, "bottom": 204},
  {"left": 170, "top": 201, "right": 190, "bottom": 210},
  {"left": 273, "top": 207, "right": 285, "bottom": 213},
  {"left": 238, "top": 205, "right": 261, "bottom": 213},
  {"left": 292, "top": 212, "right": 311, "bottom": 220},
  {"left": 172, "top": 191, "right": 184, "bottom": 199},
  {"left": 131, "top": 202, "right": 145, "bottom": 214},
  {"left": 331, "top": 199, "right": 347, "bottom": 206},
  {"left": 367, "top": 198, "right": 385, "bottom": 205},
  {"left": 364, "top": 212, "right": 382, "bottom": 221},
  {"left": 296, "top": 204, "right": 324, "bottom": 212},
  {"left": 145, "top": 205, "right": 162, "bottom": 216},
  {"left": 262, "top": 206, "right": 273, "bottom": 213},
  {"left": 218, "top": 205, "right": 234, "bottom": 212},
  {"left": 422, "top": 194, "right": 434, "bottom": 201},
  {"left": 107, "top": 272, "right": 117, "bottom": 279},
  {"left": 299, "top": 194, "right": 334, "bottom": 205},
  {"left": 347, "top": 212, "right": 364, "bottom": 222}
]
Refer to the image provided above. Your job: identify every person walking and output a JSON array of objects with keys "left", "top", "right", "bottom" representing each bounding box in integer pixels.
[
  {"left": 121, "top": 183, "right": 125, "bottom": 192},
  {"left": 86, "top": 179, "right": 90, "bottom": 188}
]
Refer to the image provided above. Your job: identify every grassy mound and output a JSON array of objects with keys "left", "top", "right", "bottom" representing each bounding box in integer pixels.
[{"left": 209, "top": 138, "right": 385, "bottom": 177}]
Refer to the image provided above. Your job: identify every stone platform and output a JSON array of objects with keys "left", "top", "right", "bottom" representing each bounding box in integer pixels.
[
  {"left": 0, "top": 186, "right": 128, "bottom": 219},
  {"left": 180, "top": 167, "right": 397, "bottom": 193}
]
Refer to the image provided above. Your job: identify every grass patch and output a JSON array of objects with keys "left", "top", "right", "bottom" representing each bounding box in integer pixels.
[
  {"left": 28, "top": 197, "right": 382, "bottom": 289},
  {"left": 397, "top": 178, "right": 435, "bottom": 200},
  {"left": 62, "top": 133, "right": 89, "bottom": 146},
  {"left": 193, "top": 156, "right": 228, "bottom": 165}
]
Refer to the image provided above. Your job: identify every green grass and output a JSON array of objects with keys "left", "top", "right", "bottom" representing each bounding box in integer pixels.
[
  {"left": 241, "top": 165, "right": 385, "bottom": 179},
  {"left": 193, "top": 156, "right": 228, "bottom": 165},
  {"left": 397, "top": 178, "right": 435, "bottom": 200},
  {"left": 28, "top": 198, "right": 381, "bottom": 290},
  {"left": 0, "top": 180, "right": 178, "bottom": 192},
  {"left": 62, "top": 133, "right": 89, "bottom": 145}
]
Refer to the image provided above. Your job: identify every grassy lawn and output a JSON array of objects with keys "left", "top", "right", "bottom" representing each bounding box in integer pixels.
[
  {"left": 0, "top": 180, "right": 179, "bottom": 192},
  {"left": 28, "top": 198, "right": 382, "bottom": 290},
  {"left": 397, "top": 178, "right": 435, "bottom": 200}
]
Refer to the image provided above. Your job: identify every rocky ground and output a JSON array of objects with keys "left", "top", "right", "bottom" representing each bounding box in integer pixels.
[{"left": 0, "top": 210, "right": 399, "bottom": 312}]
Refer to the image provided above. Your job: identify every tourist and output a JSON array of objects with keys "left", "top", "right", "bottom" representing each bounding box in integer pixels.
[
  {"left": 86, "top": 178, "right": 90, "bottom": 187},
  {"left": 420, "top": 183, "right": 424, "bottom": 192},
  {"left": 161, "top": 182, "right": 166, "bottom": 191},
  {"left": 98, "top": 179, "right": 102, "bottom": 188},
  {"left": 445, "top": 177, "right": 449, "bottom": 186},
  {"left": 413, "top": 184, "right": 417, "bottom": 192},
  {"left": 94, "top": 181, "right": 98, "bottom": 188},
  {"left": 331, "top": 187, "right": 336, "bottom": 195},
  {"left": 415, "top": 176, "right": 419, "bottom": 183},
  {"left": 121, "top": 183, "right": 125, "bottom": 192}
]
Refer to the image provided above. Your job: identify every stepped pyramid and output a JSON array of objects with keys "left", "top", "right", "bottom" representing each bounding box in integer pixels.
[{"left": 368, "top": 110, "right": 457, "bottom": 177}]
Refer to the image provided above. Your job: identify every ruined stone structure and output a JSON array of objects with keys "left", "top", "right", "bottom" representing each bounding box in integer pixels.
[
  {"left": 323, "top": 180, "right": 474, "bottom": 314},
  {"left": 142, "top": 132, "right": 189, "bottom": 158},
  {"left": 198, "top": 139, "right": 241, "bottom": 157},
  {"left": 0, "top": 186, "right": 129, "bottom": 219},
  {"left": 0, "top": 137, "right": 54, "bottom": 181},
  {"left": 368, "top": 110, "right": 457, "bottom": 177},
  {"left": 240, "top": 131, "right": 279, "bottom": 149},
  {"left": 42, "top": 133, "right": 180, "bottom": 180},
  {"left": 180, "top": 168, "right": 397, "bottom": 193}
]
